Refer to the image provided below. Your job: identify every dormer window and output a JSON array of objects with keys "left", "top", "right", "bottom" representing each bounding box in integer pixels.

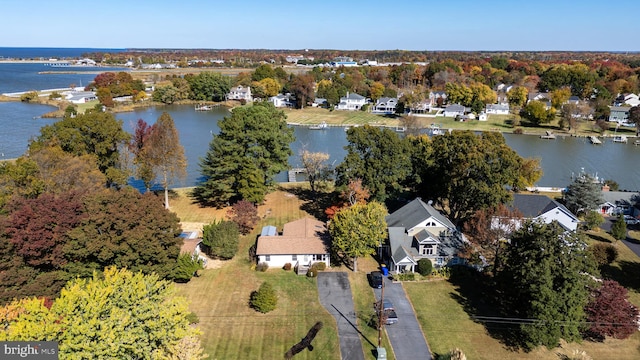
[{"left": 426, "top": 221, "right": 436, "bottom": 227}]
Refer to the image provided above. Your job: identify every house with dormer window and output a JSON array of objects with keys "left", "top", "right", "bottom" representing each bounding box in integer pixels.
[
  {"left": 385, "top": 198, "right": 465, "bottom": 272},
  {"left": 227, "top": 85, "right": 253, "bottom": 102},
  {"left": 371, "top": 97, "right": 398, "bottom": 114},
  {"left": 336, "top": 92, "right": 367, "bottom": 110}
]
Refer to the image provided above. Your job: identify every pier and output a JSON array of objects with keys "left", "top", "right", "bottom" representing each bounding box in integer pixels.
[{"left": 589, "top": 136, "right": 602, "bottom": 145}]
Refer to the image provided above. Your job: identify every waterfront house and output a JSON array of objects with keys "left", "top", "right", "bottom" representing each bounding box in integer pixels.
[
  {"left": 598, "top": 190, "right": 640, "bottom": 216},
  {"left": 443, "top": 104, "right": 466, "bottom": 118},
  {"left": 312, "top": 98, "right": 328, "bottom": 108},
  {"left": 506, "top": 194, "right": 579, "bottom": 232},
  {"left": 227, "top": 85, "right": 253, "bottom": 102},
  {"left": 269, "top": 93, "right": 295, "bottom": 108},
  {"left": 428, "top": 91, "right": 448, "bottom": 107},
  {"left": 336, "top": 92, "right": 367, "bottom": 111},
  {"left": 256, "top": 218, "right": 330, "bottom": 273},
  {"left": 371, "top": 97, "right": 398, "bottom": 114},
  {"left": 608, "top": 106, "right": 631, "bottom": 123},
  {"left": 385, "top": 198, "right": 465, "bottom": 272},
  {"left": 485, "top": 103, "right": 510, "bottom": 115},
  {"left": 64, "top": 90, "right": 97, "bottom": 104}
]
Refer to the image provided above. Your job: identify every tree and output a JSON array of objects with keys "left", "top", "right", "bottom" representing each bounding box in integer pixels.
[
  {"left": 421, "top": 131, "right": 539, "bottom": 224},
  {"left": 328, "top": 201, "right": 387, "bottom": 272},
  {"left": 550, "top": 87, "right": 571, "bottom": 109},
  {"left": 0, "top": 267, "right": 204, "bottom": 359},
  {"left": 463, "top": 204, "right": 522, "bottom": 269},
  {"left": 335, "top": 126, "right": 411, "bottom": 203},
  {"left": 257, "top": 77, "right": 281, "bottom": 98},
  {"left": 34, "top": 111, "right": 130, "bottom": 185},
  {"left": 588, "top": 243, "right": 618, "bottom": 267},
  {"left": 201, "top": 220, "right": 239, "bottom": 259},
  {"left": 585, "top": 280, "right": 639, "bottom": 340},
  {"left": 563, "top": 174, "right": 604, "bottom": 216},
  {"left": 300, "top": 150, "right": 332, "bottom": 195},
  {"left": 64, "top": 188, "right": 183, "bottom": 279},
  {"left": 250, "top": 282, "right": 277, "bottom": 313},
  {"left": 193, "top": 102, "right": 295, "bottom": 206},
  {"left": 145, "top": 112, "right": 187, "bottom": 209},
  {"left": 520, "top": 100, "right": 554, "bottom": 125},
  {"left": 507, "top": 86, "right": 528, "bottom": 108},
  {"left": 497, "top": 221, "right": 594, "bottom": 349},
  {"left": 251, "top": 64, "right": 276, "bottom": 82},
  {"left": 152, "top": 84, "right": 179, "bottom": 104},
  {"left": 610, "top": 214, "right": 627, "bottom": 241},
  {"left": 290, "top": 74, "right": 315, "bottom": 108},
  {"left": 583, "top": 210, "right": 605, "bottom": 231},
  {"left": 129, "top": 118, "right": 156, "bottom": 191},
  {"left": 628, "top": 106, "right": 640, "bottom": 136},
  {"left": 369, "top": 81, "right": 385, "bottom": 102},
  {"left": 227, "top": 200, "right": 259, "bottom": 235},
  {"left": 187, "top": 71, "right": 232, "bottom": 102}
]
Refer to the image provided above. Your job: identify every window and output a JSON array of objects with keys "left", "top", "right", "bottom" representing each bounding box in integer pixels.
[
  {"left": 292, "top": 255, "right": 297, "bottom": 261},
  {"left": 313, "top": 254, "right": 325, "bottom": 261},
  {"left": 421, "top": 245, "right": 434, "bottom": 255},
  {"left": 265, "top": 255, "right": 270, "bottom": 261},
  {"left": 426, "top": 221, "right": 436, "bottom": 227}
]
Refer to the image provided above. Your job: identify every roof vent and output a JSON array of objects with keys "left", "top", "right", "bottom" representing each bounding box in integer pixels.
[{"left": 428, "top": 200, "right": 433, "bottom": 205}]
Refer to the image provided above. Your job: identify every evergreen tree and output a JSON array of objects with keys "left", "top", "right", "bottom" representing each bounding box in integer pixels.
[
  {"left": 610, "top": 214, "right": 627, "bottom": 241},
  {"left": 193, "top": 102, "right": 294, "bottom": 206},
  {"left": 497, "top": 221, "right": 594, "bottom": 350},
  {"left": 563, "top": 174, "right": 604, "bottom": 216},
  {"left": 250, "top": 282, "right": 277, "bottom": 313},
  {"left": 201, "top": 220, "right": 239, "bottom": 260}
]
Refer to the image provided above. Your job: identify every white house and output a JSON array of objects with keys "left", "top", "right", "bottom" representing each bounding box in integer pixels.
[
  {"left": 624, "top": 94, "right": 640, "bottom": 107},
  {"left": 336, "top": 92, "right": 367, "bottom": 110},
  {"left": 64, "top": 90, "right": 97, "bottom": 104},
  {"left": 255, "top": 218, "right": 330, "bottom": 272},
  {"left": 598, "top": 190, "right": 640, "bottom": 216},
  {"left": 507, "top": 194, "right": 580, "bottom": 232},
  {"left": 269, "top": 93, "right": 295, "bottom": 108},
  {"left": 227, "top": 85, "right": 253, "bottom": 102},
  {"left": 385, "top": 198, "right": 465, "bottom": 272},
  {"left": 485, "top": 103, "right": 510, "bottom": 115},
  {"left": 609, "top": 106, "right": 631, "bottom": 123},
  {"left": 443, "top": 104, "right": 466, "bottom": 118},
  {"left": 371, "top": 97, "right": 398, "bottom": 114}
]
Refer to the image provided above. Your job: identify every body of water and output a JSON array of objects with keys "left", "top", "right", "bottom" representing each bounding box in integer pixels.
[
  {"left": 0, "top": 52, "right": 638, "bottom": 191},
  {"left": 0, "top": 47, "right": 125, "bottom": 60}
]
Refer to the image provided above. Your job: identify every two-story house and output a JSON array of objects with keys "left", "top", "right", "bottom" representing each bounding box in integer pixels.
[
  {"left": 227, "top": 85, "right": 253, "bottom": 102},
  {"left": 371, "top": 97, "right": 398, "bottom": 114},
  {"left": 385, "top": 198, "right": 465, "bottom": 272},
  {"left": 336, "top": 92, "right": 367, "bottom": 110}
]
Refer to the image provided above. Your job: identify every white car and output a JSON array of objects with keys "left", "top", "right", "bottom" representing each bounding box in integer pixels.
[{"left": 624, "top": 215, "right": 639, "bottom": 225}]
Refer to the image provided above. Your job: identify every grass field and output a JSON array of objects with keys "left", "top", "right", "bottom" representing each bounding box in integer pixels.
[{"left": 171, "top": 186, "right": 396, "bottom": 359}]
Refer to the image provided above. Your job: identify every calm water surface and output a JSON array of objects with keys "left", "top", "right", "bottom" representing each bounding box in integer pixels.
[{"left": 1, "top": 102, "right": 639, "bottom": 190}]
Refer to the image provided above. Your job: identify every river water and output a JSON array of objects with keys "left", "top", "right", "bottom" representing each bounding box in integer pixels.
[{"left": 2, "top": 102, "right": 638, "bottom": 190}]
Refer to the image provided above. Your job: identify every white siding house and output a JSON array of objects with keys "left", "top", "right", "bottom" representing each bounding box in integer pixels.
[
  {"left": 227, "top": 85, "right": 253, "bottom": 102},
  {"left": 336, "top": 92, "right": 366, "bottom": 110},
  {"left": 256, "top": 218, "right": 330, "bottom": 271},
  {"left": 269, "top": 93, "right": 295, "bottom": 108},
  {"left": 507, "top": 194, "right": 580, "bottom": 232},
  {"left": 485, "top": 104, "right": 510, "bottom": 115}
]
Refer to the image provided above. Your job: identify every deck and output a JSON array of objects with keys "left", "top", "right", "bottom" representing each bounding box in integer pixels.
[{"left": 589, "top": 136, "right": 602, "bottom": 145}]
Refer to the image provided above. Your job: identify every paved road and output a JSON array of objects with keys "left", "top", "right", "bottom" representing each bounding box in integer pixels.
[
  {"left": 600, "top": 216, "right": 640, "bottom": 257},
  {"left": 374, "top": 276, "right": 432, "bottom": 360},
  {"left": 317, "top": 272, "right": 365, "bottom": 360}
]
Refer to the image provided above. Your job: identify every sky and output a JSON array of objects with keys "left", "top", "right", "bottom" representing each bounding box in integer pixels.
[{"left": 2, "top": 0, "right": 638, "bottom": 52}]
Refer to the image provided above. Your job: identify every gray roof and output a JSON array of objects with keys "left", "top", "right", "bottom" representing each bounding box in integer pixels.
[
  {"left": 486, "top": 104, "right": 509, "bottom": 111},
  {"left": 388, "top": 227, "right": 416, "bottom": 265},
  {"left": 508, "top": 194, "right": 577, "bottom": 220},
  {"left": 445, "top": 104, "right": 465, "bottom": 112},
  {"left": 260, "top": 225, "right": 277, "bottom": 236},
  {"left": 343, "top": 92, "right": 365, "bottom": 100},
  {"left": 386, "top": 198, "right": 455, "bottom": 230},
  {"left": 601, "top": 191, "right": 640, "bottom": 206},
  {"left": 375, "top": 97, "right": 397, "bottom": 105},
  {"left": 610, "top": 106, "right": 631, "bottom": 112}
]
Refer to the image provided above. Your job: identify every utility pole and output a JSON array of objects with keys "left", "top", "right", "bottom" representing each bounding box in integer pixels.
[{"left": 378, "top": 277, "right": 385, "bottom": 348}]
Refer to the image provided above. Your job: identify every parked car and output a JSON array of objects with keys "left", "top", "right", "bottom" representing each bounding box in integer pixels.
[
  {"left": 374, "top": 299, "right": 398, "bottom": 325},
  {"left": 624, "top": 215, "right": 639, "bottom": 225},
  {"left": 369, "top": 271, "right": 383, "bottom": 288}
]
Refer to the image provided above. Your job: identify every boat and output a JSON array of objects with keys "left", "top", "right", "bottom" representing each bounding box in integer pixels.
[
  {"left": 634, "top": 139, "right": 640, "bottom": 146},
  {"left": 395, "top": 126, "right": 406, "bottom": 133},
  {"left": 612, "top": 135, "right": 628, "bottom": 143},
  {"left": 540, "top": 131, "right": 556, "bottom": 139},
  {"left": 589, "top": 136, "right": 602, "bottom": 145},
  {"left": 195, "top": 104, "right": 212, "bottom": 111},
  {"left": 309, "top": 121, "right": 328, "bottom": 130}
]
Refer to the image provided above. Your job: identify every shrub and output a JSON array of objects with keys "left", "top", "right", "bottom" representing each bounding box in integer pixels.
[
  {"left": 396, "top": 273, "right": 415, "bottom": 281},
  {"left": 49, "top": 91, "right": 62, "bottom": 99},
  {"left": 20, "top": 91, "right": 39, "bottom": 102},
  {"left": 201, "top": 220, "right": 239, "bottom": 259},
  {"left": 172, "top": 253, "right": 204, "bottom": 283},
  {"left": 585, "top": 280, "right": 639, "bottom": 340},
  {"left": 185, "top": 312, "right": 200, "bottom": 324},
  {"left": 513, "top": 127, "right": 523, "bottom": 134},
  {"left": 417, "top": 258, "right": 433, "bottom": 276},
  {"left": 250, "top": 282, "right": 277, "bottom": 313},
  {"left": 307, "top": 268, "right": 318, "bottom": 277},
  {"left": 227, "top": 200, "right": 259, "bottom": 235},
  {"left": 256, "top": 262, "right": 269, "bottom": 272},
  {"left": 283, "top": 263, "right": 292, "bottom": 271},
  {"left": 583, "top": 211, "right": 605, "bottom": 230},
  {"left": 312, "top": 262, "right": 326, "bottom": 271},
  {"left": 588, "top": 243, "right": 618, "bottom": 266}
]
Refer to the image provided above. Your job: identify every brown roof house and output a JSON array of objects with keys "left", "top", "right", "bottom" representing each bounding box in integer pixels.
[{"left": 256, "top": 218, "right": 330, "bottom": 274}]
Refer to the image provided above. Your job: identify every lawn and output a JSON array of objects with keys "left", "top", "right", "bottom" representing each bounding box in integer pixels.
[
  {"left": 403, "top": 228, "right": 640, "bottom": 360},
  {"left": 171, "top": 186, "right": 393, "bottom": 359},
  {"left": 283, "top": 107, "right": 400, "bottom": 127}
]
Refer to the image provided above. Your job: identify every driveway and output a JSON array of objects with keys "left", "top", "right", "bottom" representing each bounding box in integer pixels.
[
  {"left": 374, "top": 276, "right": 432, "bottom": 360},
  {"left": 317, "top": 272, "right": 365, "bottom": 360},
  {"left": 600, "top": 216, "right": 640, "bottom": 258}
]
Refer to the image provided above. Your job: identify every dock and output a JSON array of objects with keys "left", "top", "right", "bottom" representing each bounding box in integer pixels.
[
  {"left": 288, "top": 168, "right": 306, "bottom": 182},
  {"left": 195, "top": 104, "right": 220, "bottom": 111},
  {"left": 589, "top": 136, "right": 602, "bottom": 145}
]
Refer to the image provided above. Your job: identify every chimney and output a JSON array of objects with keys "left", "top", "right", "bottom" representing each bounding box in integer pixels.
[{"left": 602, "top": 184, "right": 610, "bottom": 192}]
